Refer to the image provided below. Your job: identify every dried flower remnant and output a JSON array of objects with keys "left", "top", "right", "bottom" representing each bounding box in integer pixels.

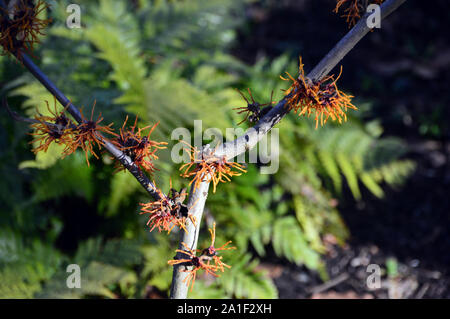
[
  {"left": 113, "top": 115, "right": 167, "bottom": 173},
  {"left": 0, "top": 0, "right": 52, "bottom": 60},
  {"left": 168, "top": 242, "right": 219, "bottom": 292},
  {"left": 140, "top": 183, "right": 196, "bottom": 234},
  {"left": 281, "top": 57, "right": 357, "bottom": 128},
  {"left": 179, "top": 142, "right": 247, "bottom": 193},
  {"left": 233, "top": 88, "right": 274, "bottom": 125},
  {"left": 334, "top": 0, "right": 384, "bottom": 27}
]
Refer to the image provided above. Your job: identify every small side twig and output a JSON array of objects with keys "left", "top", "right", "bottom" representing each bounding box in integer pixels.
[
  {"left": 307, "top": 273, "right": 350, "bottom": 295},
  {"left": 3, "top": 97, "right": 38, "bottom": 124},
  {"left": 2, "top": 97, "right": 75, "bottom": 130}
]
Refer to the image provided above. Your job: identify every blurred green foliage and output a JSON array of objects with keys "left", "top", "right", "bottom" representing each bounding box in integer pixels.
[{"left": 0, "top": 0, "right": 414, "bottom": 298}]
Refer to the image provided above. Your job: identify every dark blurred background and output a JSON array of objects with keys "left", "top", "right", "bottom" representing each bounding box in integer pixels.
[{"left": 0, "top": 0, "right": 448, "bottom": 298}]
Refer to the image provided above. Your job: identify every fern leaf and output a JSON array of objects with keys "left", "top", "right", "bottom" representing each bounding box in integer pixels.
[
  {"left": 336, "top": 152, "right": 361, "bottom": 200},
  {"left": 318, "top": 150, "right": 342, "bottom": 194},
  {"left": 219, "top": 253, "right": 277, "bottom": 299},
  {"left": 272, "top": 216, "right": 321, "bottom": 270}
]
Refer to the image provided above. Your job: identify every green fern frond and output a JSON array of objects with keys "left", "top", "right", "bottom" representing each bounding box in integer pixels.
[
  {"left": 0, "top": 232, "right": 63, "bottom": 298},
  {"left": 318, "top": 150, "right": 342, "bottom": 194},
  {"left": 272, "top": 216, "right": 322, "bottom": 270},
  {"left": 219, "top": 253, "right": 278, "bottom": 299}
]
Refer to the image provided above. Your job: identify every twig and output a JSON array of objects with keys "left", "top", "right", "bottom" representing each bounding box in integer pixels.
[
  {"left": 215, "top": 0, "right": 407, "bottom": 161},
  {"left": 7, "top": 53, "right": 163, "bottom": 200},
  {"left": 0, "top": 1, "right": 164, "bottom": 201},
  {"left": 169, "top": 0, "right": 407, "bottom": 299},
  {"left": 307, "top": 273, "right": 350, "bottom": 295},
  {"left": 170, "top": 176, "right": 211, "bottom": 298},
  {"left": 415, "top": 283, "right": 429, "bottom": 299},
  {"left": 2, "top": 97, "right": 77, "bottom": 130},
  {"left": 3, "top": 97, "right": 40, "bottom": 125}
]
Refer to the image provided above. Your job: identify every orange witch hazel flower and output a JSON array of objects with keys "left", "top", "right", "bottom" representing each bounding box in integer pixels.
[
  {"left": 200, "top": 222, "right": 236, "bottom": 272},
  {"left": 0, "top": 0, "right": 52, "bottom": 59},
  {"left": 168, "top": 222, "right": 235, "bottom": 291},
  {"left": 69, "top": 101, "right": 116, "bottom": 166},
  {"left": 30, "top": 100, "right": 74, "bottom": 154},
  {"left": 140, "top": 182, "right": 196, "bottom": 234},
  {"left": 179, "top": 142, "right": 247, "bottom": 193},
  {"left": 112, "top": 115, "right": 167, "bottom": 173},
  {"left": 168, "top": 242, "right": 219, "bottom": 292},
  {"left": 334, "top": 0, "right": 384, "bottom": 28},
  {"left": 281, "top": 56, "right": 357, "bottom": 129}
]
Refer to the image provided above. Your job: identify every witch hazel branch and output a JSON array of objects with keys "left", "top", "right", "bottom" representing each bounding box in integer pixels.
[{"left": 0, "top": 0, "right": 406, "bottom": 297}]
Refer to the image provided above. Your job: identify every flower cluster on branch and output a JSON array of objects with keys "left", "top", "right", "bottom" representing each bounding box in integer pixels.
[
  {"left": 30, "top": 99, "right": 74, "bottom": 155},
  {"left": 113, "top": 115, "right": 167, "bottom": 173},
  {"left": 0, "top": 0, "right": 51, "bottom": 60},
  {"left": 334, "top": 0, "right": 384, "bottom": 27},
  {"left": 140, "top": 184, "right": 196, "bottom": 234},
  {"left": 72, "top": 102, "right": 116, "bottom": 166},
  {"left": 281, "top": 57, "right": 357, "bottom": 128},
  {"left": 29, "top": 99, "right": 166, "bottom": 172}
]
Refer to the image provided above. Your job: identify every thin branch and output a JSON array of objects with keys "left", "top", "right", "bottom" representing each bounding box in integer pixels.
[
  {"left": 170, "top": 0, "right": 407, "bottom": 299},
  {"left": 170, "top": 177, "right": 211, "bottom": 299},
  {"left": 15, "top": 53, "right": 163, "bottom": 200},
  {"left": 215, "top": 0, "right": 407, "bottom": 161},
  {"left": 0, "top": 0, "right": 164, "bottom": 201},
  {"left": 3, "top": 97, "right": 41, "bottom": 125},
  {"left": 307, "top": 273, "right": 350, "bottom": 295},
  {"left": 2, "top": 96, "right": 77, "bottom": 130}
]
